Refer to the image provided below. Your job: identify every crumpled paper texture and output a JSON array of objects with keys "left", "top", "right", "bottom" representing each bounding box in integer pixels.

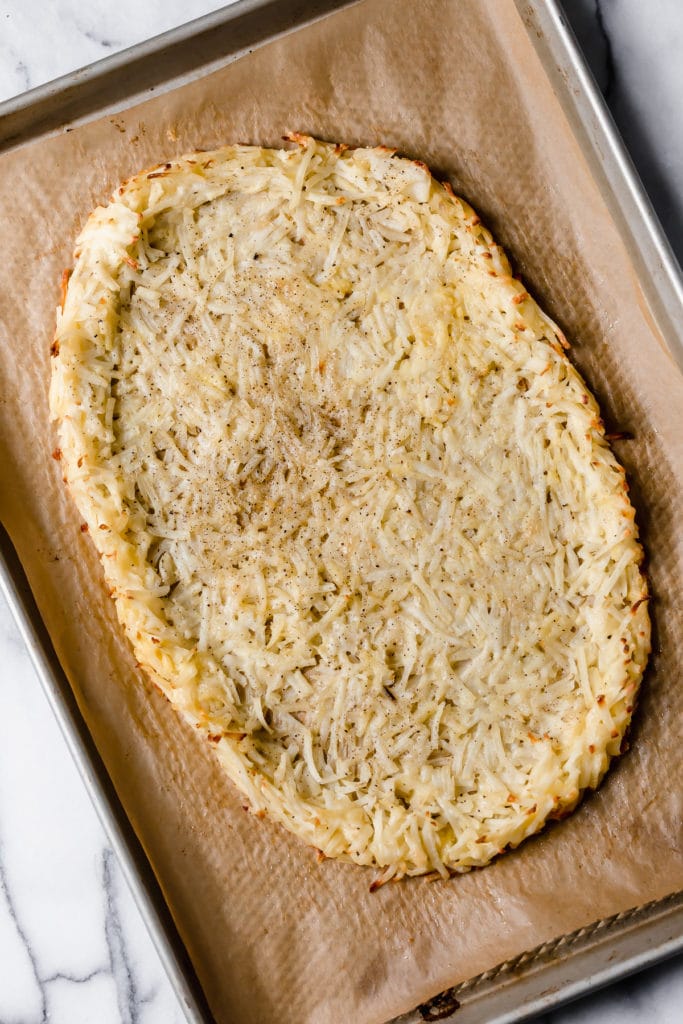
[{"left": 0, "top": 1, "right": 681, "bottom": 1022}]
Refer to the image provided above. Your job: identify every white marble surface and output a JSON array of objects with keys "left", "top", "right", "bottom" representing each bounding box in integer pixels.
[{"left": 0, "top": 1, "right": 682, "bottom": 1022}]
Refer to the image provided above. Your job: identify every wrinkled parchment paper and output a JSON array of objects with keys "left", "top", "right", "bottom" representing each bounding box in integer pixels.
[{"left": 0, "top": 2, "right": 681, "bottom": 1021}]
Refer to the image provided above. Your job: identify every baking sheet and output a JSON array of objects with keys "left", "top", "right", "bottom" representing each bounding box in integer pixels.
[{"left": 0, "top": 1, "right": 681, "bottom": 1022}]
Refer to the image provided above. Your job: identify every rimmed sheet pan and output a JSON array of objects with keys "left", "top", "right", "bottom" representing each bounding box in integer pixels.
[{"left": 0, "top": 2, "right": 681, "bottom": 1021}]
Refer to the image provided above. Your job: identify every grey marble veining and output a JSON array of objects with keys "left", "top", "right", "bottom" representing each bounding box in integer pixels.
[
  {"left": 0, "top": 2, "right": 681, "bottom": 1022},
  {"left": 0, "top": 590, "right": 186, "bottom": 1024}
]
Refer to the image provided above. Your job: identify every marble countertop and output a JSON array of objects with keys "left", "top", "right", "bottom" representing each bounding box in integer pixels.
[{"left": 0, "top": 1, "right": 681, "bottom": 1022}]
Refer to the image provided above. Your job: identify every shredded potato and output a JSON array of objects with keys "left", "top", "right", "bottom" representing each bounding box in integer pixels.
[{"left": 50, "top": 136, "right": 649, "bottom": 876}]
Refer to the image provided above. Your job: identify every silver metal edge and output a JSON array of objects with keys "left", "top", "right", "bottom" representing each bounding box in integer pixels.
[
  {"left": 0, "top": 0, "right": 681, "bottom": 1021},
  {"left": 392, "top": 892, "right": 683, "bottom": 1024},
  {"left": 0, "top": 0, "right": 359, "bottom": 151},
  {"left": 0, "top": 533, "right": 215, "bottom": 1024},
  {"left": 516, "top": 0, "right": 683, "bottom": 372}
]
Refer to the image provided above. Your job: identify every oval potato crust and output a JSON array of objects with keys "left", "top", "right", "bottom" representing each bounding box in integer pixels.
[{"left": 50, "top": 136, "right": 649, "bottom": 879}]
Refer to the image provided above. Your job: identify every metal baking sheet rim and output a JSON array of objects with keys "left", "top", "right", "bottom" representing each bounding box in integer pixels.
[{"left": 1, "top": 2, "right": 682, "bottom": 1023}]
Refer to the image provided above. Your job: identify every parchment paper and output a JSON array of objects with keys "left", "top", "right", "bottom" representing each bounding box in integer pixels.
[{"left": 0, "top": 2, "right": 681, "bottom": 1022}]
